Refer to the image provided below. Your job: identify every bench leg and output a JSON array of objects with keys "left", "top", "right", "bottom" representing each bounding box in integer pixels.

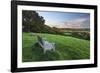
[
  {"left": 44, "top": 49, "right": 46, "bottom": 54},
  {"left": 53, "top": 48, "right": 55, "bottom": 51}
]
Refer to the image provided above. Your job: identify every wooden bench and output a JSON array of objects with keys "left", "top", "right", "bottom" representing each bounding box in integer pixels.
[{"left": 37, "top": 36, "right": 55, "bottom": 54}]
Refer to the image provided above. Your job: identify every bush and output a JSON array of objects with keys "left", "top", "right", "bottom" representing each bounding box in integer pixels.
[{"left": 71, "top": 32, "right": 90, "bottom": 40}]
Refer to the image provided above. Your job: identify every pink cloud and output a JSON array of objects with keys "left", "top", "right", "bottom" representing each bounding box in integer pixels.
[{"left": 45, "top": 18, "right": 89, "bottom": 28}]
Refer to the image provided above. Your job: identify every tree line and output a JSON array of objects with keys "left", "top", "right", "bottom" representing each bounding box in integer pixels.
[{"left": 22, "top": 10, "right": 62, "bottom": 34}]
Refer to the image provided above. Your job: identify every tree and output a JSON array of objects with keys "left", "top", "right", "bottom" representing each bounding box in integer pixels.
[
  {"left": 22, "top": 10, "right": 45, "bottom": 32},
  {"left": 22, "top": 10, "right": 63, "bottom": 35}
]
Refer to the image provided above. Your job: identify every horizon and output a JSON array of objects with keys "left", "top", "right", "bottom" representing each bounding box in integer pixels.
[{"left": 37, "top": 11, "right": 90, "bottom": 29}]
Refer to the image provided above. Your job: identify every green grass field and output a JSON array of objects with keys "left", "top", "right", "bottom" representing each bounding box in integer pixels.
[{"left": 22, "top": 32, "right": 90, "bottom": 62}]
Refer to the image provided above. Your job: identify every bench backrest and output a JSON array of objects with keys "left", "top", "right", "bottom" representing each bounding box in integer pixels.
[{"left": 37, "top": 36, "right": 44, "bottom": 45}]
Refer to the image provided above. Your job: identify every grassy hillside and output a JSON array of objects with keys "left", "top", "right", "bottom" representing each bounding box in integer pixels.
[{"left": 22, "top": 32, "right": 90, "bottom": 62}]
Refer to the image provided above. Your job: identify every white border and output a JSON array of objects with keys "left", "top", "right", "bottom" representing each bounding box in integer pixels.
[{"left": 17, "top": 5, "right": 94, "bottom": 68}]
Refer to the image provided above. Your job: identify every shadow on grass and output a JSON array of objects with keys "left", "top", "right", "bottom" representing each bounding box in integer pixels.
[
  {"left": 23, "top": 42, "right": 90, "bottom": 62},
  {"left": 31, "top": 43, "right": 60, "bottom": 61}
]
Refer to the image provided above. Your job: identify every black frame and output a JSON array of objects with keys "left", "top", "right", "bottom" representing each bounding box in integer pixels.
[{"left": 11, "top": 0, "right": 97, "bottom": 72}]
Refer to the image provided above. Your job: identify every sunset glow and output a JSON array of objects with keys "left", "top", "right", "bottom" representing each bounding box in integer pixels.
[{"left": 37, "top": 11, "right": 90, "bottom": 28}]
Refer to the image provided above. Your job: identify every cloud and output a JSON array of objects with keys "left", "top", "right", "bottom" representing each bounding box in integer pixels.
[{"left": 51, "top": 18, "right": 90, "bottom": 28}]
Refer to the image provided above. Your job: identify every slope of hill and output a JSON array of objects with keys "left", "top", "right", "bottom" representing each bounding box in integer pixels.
[{"left": 22, "top": 32, "right": 90, "bottom": 62}]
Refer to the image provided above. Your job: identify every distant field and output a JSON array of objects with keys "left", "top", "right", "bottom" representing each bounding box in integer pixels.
[
  {"left": 22, "top": 32, "right": 90, "bottom": 62},
  {"left": 60, "top": 28, "right": 90, "bottom": 32}
]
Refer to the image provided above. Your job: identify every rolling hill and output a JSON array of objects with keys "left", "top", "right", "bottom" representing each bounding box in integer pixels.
[{"left": 22, "top": 32, "right": 90, "bottom": 62}]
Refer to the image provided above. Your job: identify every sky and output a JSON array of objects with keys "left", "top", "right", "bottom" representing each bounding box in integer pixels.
[{"left": 37, "top": 11, "right": 90, "bottom": 28}]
